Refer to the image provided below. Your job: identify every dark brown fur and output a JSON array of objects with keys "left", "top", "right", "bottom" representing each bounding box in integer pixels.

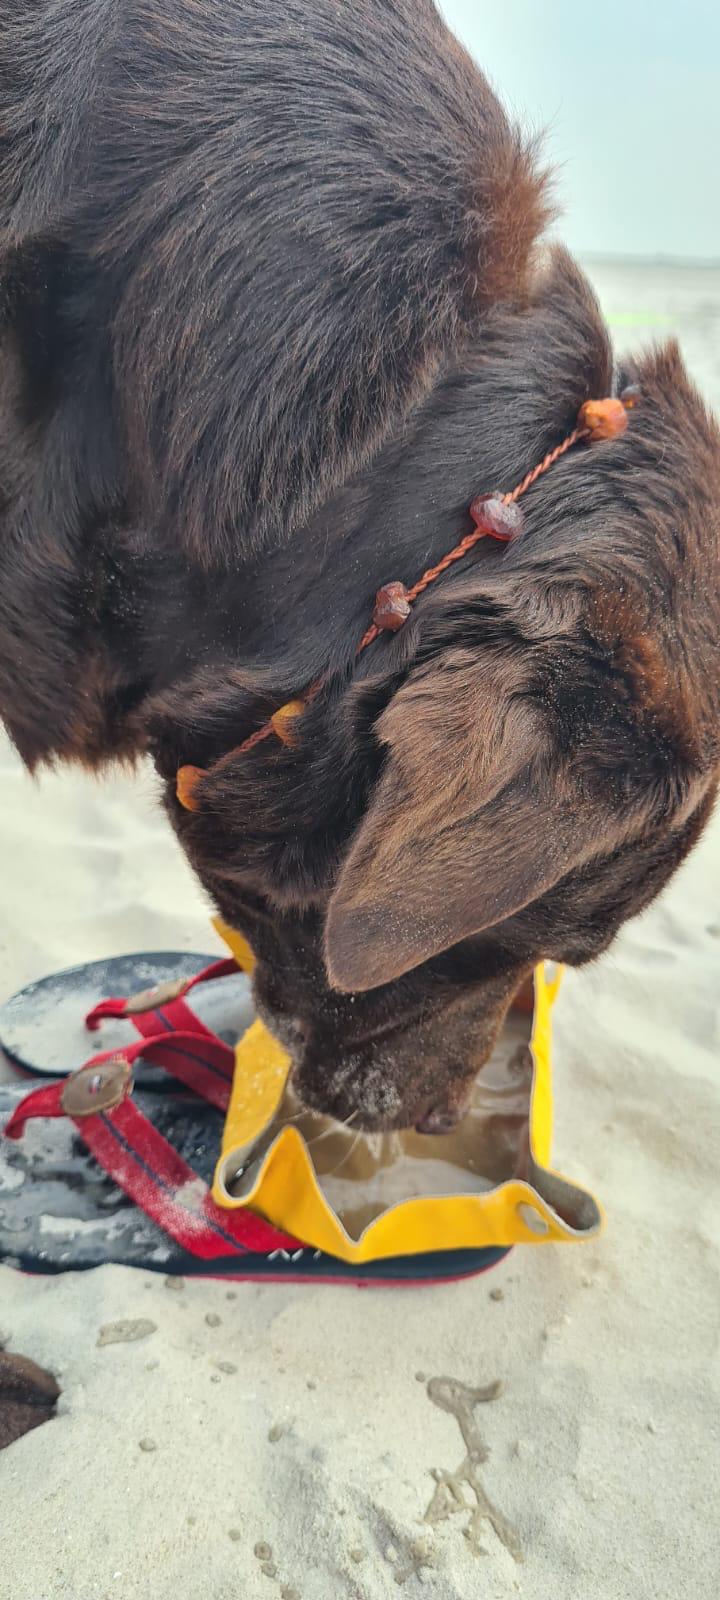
[{"left": 1, "top": 1, "right": 718, "bottom": 1130}]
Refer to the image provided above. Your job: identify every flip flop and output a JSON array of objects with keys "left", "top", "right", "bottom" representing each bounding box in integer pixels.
[
  {"left": 0, "top": 951, "right": 253, "bottom": 1085},
  {"left": 0, "top": 953, "right": 510, "bottom": 1287},
  {"left": 0, "top": 1080, "right": 507, "bottom": 1284}
]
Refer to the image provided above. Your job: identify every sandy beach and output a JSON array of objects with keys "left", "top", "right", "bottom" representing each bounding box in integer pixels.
[{"left": 1, "top": 260, "right": 719, "bottom": 1600}]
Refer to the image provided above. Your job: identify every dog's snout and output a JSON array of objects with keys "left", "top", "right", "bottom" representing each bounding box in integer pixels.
[{"left": 414, "top": 1106, "right": 462, "bottom": 1136}]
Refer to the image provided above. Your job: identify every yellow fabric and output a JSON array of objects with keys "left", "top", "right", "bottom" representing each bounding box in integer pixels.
[
  {"left": 212, "top": 917, "right": 256, "bottom": 974},
  {"left": 221, "top": 1018, "right": 290, "bottom": 1148},
  {"left": 211, "top": 934, "right": 602, "bottom": 1262}
]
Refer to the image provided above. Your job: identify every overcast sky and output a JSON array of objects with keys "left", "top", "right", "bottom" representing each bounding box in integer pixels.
[{"left": 440, "top": 1, "right": 720, "bottom": 259}]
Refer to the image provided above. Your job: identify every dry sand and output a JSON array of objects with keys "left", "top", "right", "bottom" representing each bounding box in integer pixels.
[{"left": 1, "top": 261, "right": 719, "bottom": 1599}]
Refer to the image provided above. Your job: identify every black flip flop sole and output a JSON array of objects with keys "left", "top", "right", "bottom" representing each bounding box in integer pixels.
[{"left": 0, "top": 1083, "right": 508, "bottom": 1284}]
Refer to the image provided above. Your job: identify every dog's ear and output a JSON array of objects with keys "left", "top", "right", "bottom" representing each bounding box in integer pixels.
[{"left": 324, "top": 643, "right": 609, "bottom": 992}]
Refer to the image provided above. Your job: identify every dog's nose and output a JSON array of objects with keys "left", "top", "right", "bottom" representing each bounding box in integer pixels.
[{"left": 415, "top": 1107, "right": 462, "bottom": 1136}]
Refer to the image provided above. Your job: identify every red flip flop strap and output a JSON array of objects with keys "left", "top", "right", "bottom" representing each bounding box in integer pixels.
[
  {"left": 135, "top": 995, "right": 216, "bottom": 1040},
  {"left": 86, "top": 958, "right": 240, "bottom": 1034},
  {"left": 137, "top": 959, "right": 242, "bottom": 1042},
  {"left": 86, "top": 996, "right": 223, "bottom": 1043},
  {"left": 78, "top": 1099, "right": 296, "bottom": 1258},
  {"left": 3, "top": 1079, "right": 297, "bottom": 1258},
  {"left": 85, "top": 997, "right": 129, "bottom": 1026},
  {"left": 184, "top": 958, "right": 240, "bottom": 991},
  {"left": 81, "top": 1034, "right": 235, "bottom": 1111},
  {"left": 4, "top": 1081, "right": 66, "bottom": 1139}
]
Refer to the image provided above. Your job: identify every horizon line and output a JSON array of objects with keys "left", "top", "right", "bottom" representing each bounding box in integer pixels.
[{"left": 578, "top": 250, "right": 720, "bottom": 269}]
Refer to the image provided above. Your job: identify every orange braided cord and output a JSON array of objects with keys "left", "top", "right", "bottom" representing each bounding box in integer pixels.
[
  {"left": 503, "top": 426, "right": 585, "bottom": 504},
  {"left": 405, "top": 528, "right": 490, "bottom": 604},
  {"left": 236, "top": 719, "right": 277, "bottom": 754},
  {"left": 357, "top": 622, "right": 380, "bottom": 653},
  {"left": 380, "top": 426, "right": 587, "bottom": 619},
  {"left": 179, "top": 398, "right": 624, "bottom": 790}
]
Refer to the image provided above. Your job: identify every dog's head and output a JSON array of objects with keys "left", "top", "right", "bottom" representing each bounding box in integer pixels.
[{"left": 158, "top": 258, "right": 720, "bottom": 1131}]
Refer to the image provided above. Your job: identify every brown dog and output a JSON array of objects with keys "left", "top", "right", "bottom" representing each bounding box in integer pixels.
[{"left": 1, "top": 1, "right": 718, "bottom": 1132}]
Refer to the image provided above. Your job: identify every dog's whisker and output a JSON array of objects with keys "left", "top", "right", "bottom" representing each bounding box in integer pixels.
[
  {"left": 305, "top": 1106, "right": 361, "bottom": 1149},
  {"left": 321, "top": 1132, "right": 361, "bottom": 1181},
  {"left": 304, "top": 1121, "right": 344, "bottom": 1151},
  {"left": 283, "top": 1105, "right": 359, "bottom": 1152}
]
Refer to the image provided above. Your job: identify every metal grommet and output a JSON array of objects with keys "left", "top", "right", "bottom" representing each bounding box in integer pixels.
[
  {"left": 61, "top": 1057, "right": 134, "bottom": 1117},
  {"left": 516, "top": 1202, "right": 550, "bottom": 1237}
]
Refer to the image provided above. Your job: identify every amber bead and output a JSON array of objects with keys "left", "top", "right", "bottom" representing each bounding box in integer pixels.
[
  {"left": 176, "top": 764, "right": 204, "bottom": 812},
  {"left": 372, "top": 581, "right": 412, "bottom": 632},
  {"left": 469, "top": 493, "right": 524, "bottom": 542},
  {"left": 578, "top": 397, "right": 629, "bottom": 440},
  {"left": 270, "top": 698, "right": 306, "bottom": 746}
]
